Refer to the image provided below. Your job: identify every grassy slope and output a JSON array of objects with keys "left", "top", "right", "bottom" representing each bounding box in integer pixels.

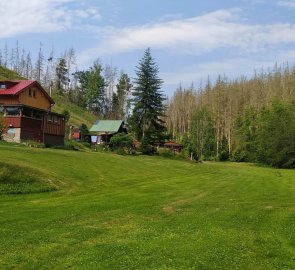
[
  {"left": 0, "top": 160, "right": 56, "bottom": 194},
  {"left": 0, "top": 66, "right": 24, "bottom": 80},
  {"left": 52, "top": 95, "right": 96, "bottom": 128},
  {"left": 0, "top": 66, "right": 96, "bottom": 128},
  {"left": 0, "top": 144, "right": 294, "bottom": 270}
]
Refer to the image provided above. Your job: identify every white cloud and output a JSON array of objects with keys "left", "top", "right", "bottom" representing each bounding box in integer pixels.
[
  {"left": 78, "top": 8, "right": 295, "bottom": 65},
  {"left": 0, "top": 0, "right": 101, "bottom": 38},
  {"left": 277, "top": 0, "right": 295, "bottom": 8},
  {"left": 75, "top": 8, "right": 101, "bottom": 20}
]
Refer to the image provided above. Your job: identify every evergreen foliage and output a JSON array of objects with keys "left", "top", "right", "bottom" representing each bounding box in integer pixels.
[
  {"left": 130, "top": 48, "right": 166, "bottom": 150},
  {"left": 75, "top": 61, "right": 105, "bottom": 114},
  {"left": 233, "top": 107, "right": 260, "bottom": 162},
  {"left": 190, "top": 108, "right": 216, "bottom": 160},
  {"left": 110, "top": 133, "right": 133, "bottom": 153},
  {"left": 256, "top": 100, "right": 295, "bottom": 168},
  {"left": 61, "top": 109, "right": 70, "bottom": 123},
  {"left": 55, "top": 58, "right": 68, "bottom": 95},
  {"left": 79, "top": 123, "right": 89, "bottom": 141}
]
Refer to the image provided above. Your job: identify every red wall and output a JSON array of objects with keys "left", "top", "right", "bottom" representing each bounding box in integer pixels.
[{"left": 4, "top": 117, "right": 21, "bottom": 128}]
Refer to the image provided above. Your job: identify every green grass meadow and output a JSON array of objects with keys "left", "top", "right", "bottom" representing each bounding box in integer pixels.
[{"left": 0, "top": 143, "right": 294, "bottom": 269}]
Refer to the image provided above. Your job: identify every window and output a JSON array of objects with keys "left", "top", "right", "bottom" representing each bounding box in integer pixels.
[
  {"left": 34, "top": 111, "right": 42, "bottom": 119},
  {"left": 0, "top": 84, "right": 6, "bottom": 89},
  {"left": 54, "top": 115, "right": 59, "bottom": 123},
  {"left": 29, "top": 89, "right": 32, "bottom": 97},
  {"left": 5, "top": 107, "right": 20, "bottom": 116},
  {"left": 33, "top": 90, "right": 36, "bottom": 98},
  {"left": 22, "top": 107, "right": 33, "bottom": 117}
]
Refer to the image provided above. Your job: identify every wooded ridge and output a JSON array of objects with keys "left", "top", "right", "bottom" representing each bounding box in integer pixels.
[{"left": 167, "top": 63, "right": 295, "bottom": 167}]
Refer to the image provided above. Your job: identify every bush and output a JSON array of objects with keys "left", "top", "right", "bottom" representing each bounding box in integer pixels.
[
  {"left": 52, "top": 140, "right": 91, "bottom": 151},
  {"left": 218, "top": 150, "right": 229, "bottom": 161},
  {"left": 115, "top": 147, "right": 127, "bottom": 155},
  {"left": 179, "top": 148, "right": 190, "bottom": 160},
  {"left": 140, "top": 139, "right": 155, "bottom": 155},
  {"left": 231, "top": 148, "right": 247, "bottom": 162},
  {"left": 158, "top": 148, "right": 188, "bottom": 161},
  {"left": 110, "top": 133, "right": 133, "bottom": 151},
  {"left": 158, "top": 148, "right": 175, "bottom": 158},
  {"left": 282, "top": 158, "right": 295, "bottom": 169}
]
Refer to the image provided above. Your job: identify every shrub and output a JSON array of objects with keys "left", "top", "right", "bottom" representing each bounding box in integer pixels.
[
  {"left": 158, "top": 148, "right": 175, "bottom": 158},
  {"left": 51, "top": 140, "right": 91, "bottom": 151},
  {"left": 231, "top": 148, "right": 247, "bottom": 162},
  {"left": 140, "top": 138, "right": 155, "bottom": 155},
  {"left": 218, "top": 150, "right": 229, "bottom": 161},
  {"left": 115, "top": 147, "right": 127, "bottom": 155},
  {"left": 110, "top": 133, "right": 133, "bottom": 150},
  {"left": 158, "top": 148, "right": 188, "bottom": 161}
]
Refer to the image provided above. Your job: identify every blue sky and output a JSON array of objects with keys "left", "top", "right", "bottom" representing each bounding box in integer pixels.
[{"left": 0, "top": 0, "right": 295, "bottom": 95}]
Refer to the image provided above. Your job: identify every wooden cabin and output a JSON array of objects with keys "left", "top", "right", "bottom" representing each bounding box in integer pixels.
[
  {"left": 89, "top": 120, "right": 126, "bottom": 144},
  {"left": 0, "top": 80, "right": 65, "bottom": 146}
]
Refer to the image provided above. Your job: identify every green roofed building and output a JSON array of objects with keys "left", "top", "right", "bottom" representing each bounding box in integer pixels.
[{"left": 89, "top": 120, "right": 126, "bottom": 144}]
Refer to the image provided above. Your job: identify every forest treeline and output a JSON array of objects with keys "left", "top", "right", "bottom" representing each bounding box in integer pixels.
[
  {"left": 0, "top": 42, "right": 132, "bottom": 120},
  {"left": 167, "top": 64, "right": 295, "bottom": 168}
]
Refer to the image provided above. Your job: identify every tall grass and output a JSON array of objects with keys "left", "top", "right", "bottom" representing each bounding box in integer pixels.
[{"left": 0, "top": 162, "right": 56, "bottom": 194}]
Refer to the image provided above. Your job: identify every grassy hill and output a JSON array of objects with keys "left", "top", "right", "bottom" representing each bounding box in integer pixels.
[
  {"left": 52, "top": 95, "right": 96, "bottom": 128},
  {"left": 0, "top": 143, "right": 294, "bottom": 269},
  {"left": 0, "top": 66, "right": 96, "bottom": 128},
  {"left": 0, "top": 66, "right": 25, "bottom": 80}
]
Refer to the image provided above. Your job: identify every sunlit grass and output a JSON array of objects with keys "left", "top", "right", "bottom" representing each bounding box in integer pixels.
[{"left": 0, "top": 143, "right": 294, "bottom": 269}]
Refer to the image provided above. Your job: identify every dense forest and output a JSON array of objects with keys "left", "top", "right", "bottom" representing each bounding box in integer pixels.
[
  {"left": 1, "top": 42, "right": 295, "bottom": 168},
  {"left": 167, "top": 64, "right": 295, "bottom": 168}
]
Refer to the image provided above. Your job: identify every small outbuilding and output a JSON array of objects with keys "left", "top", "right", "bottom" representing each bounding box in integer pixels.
[
  {"left": 164, "top": 140, "right": 183, "bottom": 153},
  {"left": 89, "top": 120, "right": 126, "bottom": 144}
]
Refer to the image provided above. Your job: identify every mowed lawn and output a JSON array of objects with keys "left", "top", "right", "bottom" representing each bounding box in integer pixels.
[{"left": 0, "top": 144, "right": 294, "bottom": 270}]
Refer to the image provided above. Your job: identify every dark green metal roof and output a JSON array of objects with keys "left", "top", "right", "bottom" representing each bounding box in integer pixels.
[{"left": 90, "top": 120, "right": 123, "bottom": 133}]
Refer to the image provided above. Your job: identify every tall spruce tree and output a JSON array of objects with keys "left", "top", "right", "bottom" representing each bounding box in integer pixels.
[
  {"left": 55, "top": 58, "right": 68, "bottom": 95},
  {"left": 130, "top": 48, "right": 166, "bottom": 149}
]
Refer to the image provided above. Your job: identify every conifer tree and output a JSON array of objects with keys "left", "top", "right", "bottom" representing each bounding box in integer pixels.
[
  {"left": 55, "top": 58, "right": 68, "bottom": 95},
  {"left": 130, "top": 48, "right": 166, "bottom": 149}
]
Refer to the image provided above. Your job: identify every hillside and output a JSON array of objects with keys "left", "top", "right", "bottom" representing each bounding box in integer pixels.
[
  {"left": 52, "top": 94, "right": 96, "bottom": 128},
  {"left": 0, "top": 66, "right": 96, "bottom": 129},
  {"left": 0, "top": 143, "right": 294, "bottom": 269},
  {"left": 0, "top": 66, "right": 25, "bottom": 80}
]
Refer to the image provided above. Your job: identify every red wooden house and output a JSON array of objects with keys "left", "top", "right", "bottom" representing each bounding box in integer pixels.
[
  {"left": 0, "top": 80, "right": 65, "bottom": 146},
  {"left": 164, "top": 140, "right": 183, "bottom": 153}
]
